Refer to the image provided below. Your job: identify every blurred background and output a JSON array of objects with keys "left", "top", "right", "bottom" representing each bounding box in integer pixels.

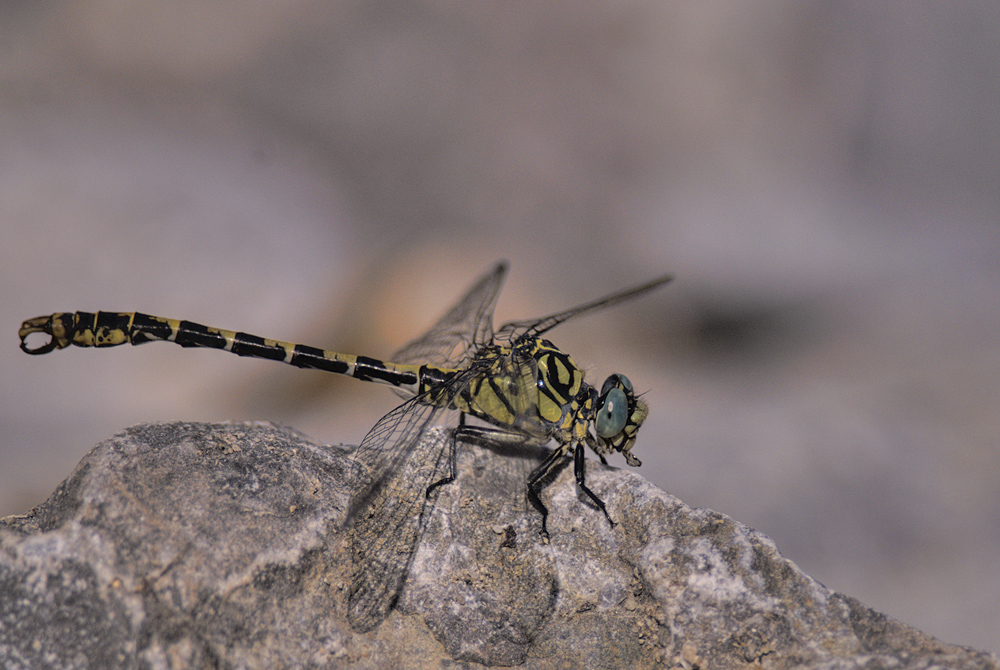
[{"left": 2, "top": 1, "right": 998, "bottom": 654}]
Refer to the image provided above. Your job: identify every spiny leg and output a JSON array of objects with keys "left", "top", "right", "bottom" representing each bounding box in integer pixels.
[
  {"left": 525, "top": 443, "right": 615, "bottom": 538},
  {"left": 423, "top": 414, "right": 531, "bottom": 497},
  {"left": 526, "top": 447, "right": 569, "bottom": 540},
  {"left": 452, "top": 422, "right": 536, "bottom": 453},
  {"left": 425, "top": 414, "right": 466, "bottom": 498},
  {"left": 448, "top": 422, "right": 563, "bottom": 533},
  {"left": 452, "top": 429, "right": 615, "bottom": 538},
  {"left": 434, "top": 419, "right": 539, "bottom": 492},
  {"left": 573, "top": 442, "right": 614, "bottom": 527}
]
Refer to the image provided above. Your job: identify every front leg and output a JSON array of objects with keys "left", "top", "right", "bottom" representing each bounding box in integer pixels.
[
  {"left": 573, "top": 443, "right": 614, "bottom": 527},
  {"left": 452, "top": 423, "right": 560, "bottom": 537},
  {"left": 526, "top": 443, "right": 615, "bottom": 539}
]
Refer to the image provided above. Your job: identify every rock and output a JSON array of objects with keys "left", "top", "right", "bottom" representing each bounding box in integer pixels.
[{"left": 0, "top": 422, "right": 995, "bottom": 669}]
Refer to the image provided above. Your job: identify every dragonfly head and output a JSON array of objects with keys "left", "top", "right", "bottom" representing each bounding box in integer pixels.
[{"left": 593, "top": 373, "right": 648, "bottom": 467}]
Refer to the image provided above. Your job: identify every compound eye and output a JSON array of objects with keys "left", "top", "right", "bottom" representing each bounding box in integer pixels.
[
  {"left": 595, "top": 387, "right": 628, "bottom": 438},
  {"left": 601, "top": 373, "right": 634, "bottom": 396},
  {"left": 601, "top": 373, "right": 623, "bottom": 396}
]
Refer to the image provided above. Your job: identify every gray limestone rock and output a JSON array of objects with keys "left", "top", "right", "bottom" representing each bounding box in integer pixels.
[{"left": 0, "top": 422, "right": 995, "bottom": 669}]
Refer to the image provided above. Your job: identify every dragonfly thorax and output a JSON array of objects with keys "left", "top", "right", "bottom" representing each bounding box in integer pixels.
[
  {"left": 530, "top": 338, "right": 584, "bottom": 425},
  {"left": 448, "top": 338, "right": 581, "bottom": 435}
]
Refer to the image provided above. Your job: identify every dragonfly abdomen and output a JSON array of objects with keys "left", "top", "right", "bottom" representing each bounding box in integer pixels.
[{"left": 18, "top": 311, "right": 434, "bottom": 395}]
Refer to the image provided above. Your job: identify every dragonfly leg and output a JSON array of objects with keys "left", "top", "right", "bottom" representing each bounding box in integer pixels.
[
  {"left": 425, "top": 414, "right": 464, "bottom": 498},
  {"left": 573, "top": 443, "right": 614, "bottom": 527},
  {"left": 452, "top": 423, "right": 534, "bottom": 451},
  {"left": 526, "top": 447, "right": 569, "bottom": 540},
  {"left": 449, "top": 423, "right": 562, "bottom": 536},
  {"left": 428, "top": 417, "right": 540, "bottom": 498}
]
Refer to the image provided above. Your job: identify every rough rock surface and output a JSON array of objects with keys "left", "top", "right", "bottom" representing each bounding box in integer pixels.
[{"left": 0, "top": 422, "right": 995, "bottom": 669}]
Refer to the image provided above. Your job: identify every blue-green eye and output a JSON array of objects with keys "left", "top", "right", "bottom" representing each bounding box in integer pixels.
[
  {"left": 595, "top": 387, "right": 628, "bottom": 437},
  {"left": 601, "top": 373, "right": 634, "bottom": 396}
]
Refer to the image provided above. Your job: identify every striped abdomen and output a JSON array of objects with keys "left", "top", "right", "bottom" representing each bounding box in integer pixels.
[{"left": 18, "top": 311, "right": 446, "bottom": 396}]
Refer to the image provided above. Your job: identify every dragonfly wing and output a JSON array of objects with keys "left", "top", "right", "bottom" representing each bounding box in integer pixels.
[
  {"left": 493, "top": 273, "right": 673, "bottom": 343},
  {"left": 346, "top": 368, "right": 479, "bottom": 632},
  {"left": 390, "top": 261, "right": 508, "bottom": 368},
  {"left": 345, "top": 396, "right": 451, "bottom": 632}
]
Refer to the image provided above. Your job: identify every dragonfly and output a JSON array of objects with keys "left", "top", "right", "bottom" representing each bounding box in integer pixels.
[{"left": 18, "top": 261, "right": 673, "bottom": 631}]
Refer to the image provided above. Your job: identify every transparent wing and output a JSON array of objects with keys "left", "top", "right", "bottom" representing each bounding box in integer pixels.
[
  {"left": 345, "top": 397, "right": 447, "bottom": 525},
  {"left": 493, "top": 273, "right": 674, "bottom": 344},
  {"left": 345, "top": 368, "right": 478, "bottom": 632},
  {"left": 346, "top": 397, "right": 450, "bottom": 632},
  {"left": 390, "top": 261, "right": 508, "bottom": 368}
]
